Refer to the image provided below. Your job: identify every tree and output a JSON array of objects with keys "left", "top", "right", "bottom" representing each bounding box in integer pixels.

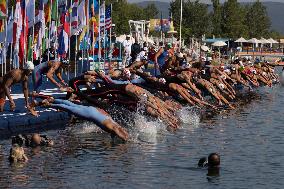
[
  {"left": 211, "top": 0, "right": 222, "bottom": 37},
  {"left": 246, "top": 0, "right": 271, "bottom": 38},
  {"left": 142, "top": 3, "right": 159, "bottom": 20},
  {"left": 221, "top": 0, "right": 248, "bottom": 38},
  {"left": 170, "top": 0, "right": 211, "bottom": 43}
]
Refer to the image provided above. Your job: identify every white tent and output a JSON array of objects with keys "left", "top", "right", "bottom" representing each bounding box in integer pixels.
[
  {"left": 259, "top": 37, "right": 270, "bottom": 44},
  {"left": 248, "top": 38, "right": 260, "bottom": 44},
  {"left": 268, "top": 38, "right": 278, "bottom": 44},
  {"left": 201, "top": 45, "right": 209, "bottom": 51},
  {"left": 235, "top": 37, "right": 247, "bottom": 43},
  {"left": 212, "top": 41, "right": 227, "bottom": 47}
]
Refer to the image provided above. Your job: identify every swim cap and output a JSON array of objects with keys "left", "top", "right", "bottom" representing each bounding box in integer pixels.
[
  {"left": 98, "top": 70, "right": 105, "bottom": 75},
  {"left": 252, "top": 70, "right": 257, "bottom": 74},
  {"left": 219, "top": 83, "right": 225, "bottom": 89},
  {"left": 123, "top": 69, "right": 131, "bottom": 78},
  {"left": 166, "top": 43, "right": 172, "bottom": 48},
  {"left": 207, "top": 57, "right": 212, "bottom": 61},
  {"left": 23, "top": 61, "right": 34, "bottom": 70},
  {"left": 62, "top": 59, "right": 70, "bottom": 65},
  {"left": 158, "top": 78, "right": 166, "bottom": 84},
  {"left": 201, "top": 70, "right": 206, "bottom": 74},
  {"left": 221, "top": 75, "right": 226, "bottom": 80}
]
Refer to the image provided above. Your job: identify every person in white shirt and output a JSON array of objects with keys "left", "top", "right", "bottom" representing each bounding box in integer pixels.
[{"left": 122, "top": 35, "right": 133, "bottom": 67}]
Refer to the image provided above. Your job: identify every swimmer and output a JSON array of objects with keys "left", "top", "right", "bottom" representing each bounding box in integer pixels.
[
  {"left": 12, "top": 134, "right": 54, "bottom": 147},
  {"left": 9, "top": 144, "right": 28, "bottom": 163},
  {"left": 0, "top": 61, "right": 37, "bottom": 115},
  {"left": 32, "top": 97, "right": 129, "bottom": 141},
  {"left": 198, "top": 153, "right": 220, "bottom": 168},
  {"left": 32, "top": 60, "right": 70, "bottom": 92}
]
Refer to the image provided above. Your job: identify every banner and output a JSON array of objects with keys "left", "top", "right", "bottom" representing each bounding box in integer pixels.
[{"left": 150, "top": 19, "right": 170, "bottom": 32}]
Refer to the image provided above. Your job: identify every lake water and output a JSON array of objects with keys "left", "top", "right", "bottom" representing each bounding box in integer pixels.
[{"left": 0, "top": 85, "right": 284, "bottom": 189}]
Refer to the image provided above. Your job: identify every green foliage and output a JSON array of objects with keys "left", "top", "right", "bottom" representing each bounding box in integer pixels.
[
  {"left": 246, "top": 0, "right": 271, "bottom": 38},
  {"left": 170, "top": 0, "right": 210, "bottom": 43},
  {"left": 170, "top": 0, "right": 275, "bottom": 40}
]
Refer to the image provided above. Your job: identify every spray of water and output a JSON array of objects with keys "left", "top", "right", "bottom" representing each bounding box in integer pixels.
[{"left": 177, "top": 106, "right": 200, "bottom": 131}]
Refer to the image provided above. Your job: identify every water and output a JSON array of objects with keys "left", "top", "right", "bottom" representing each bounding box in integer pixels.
[{"left": 0, "top": 85, "right": 284, "bottom": 188}]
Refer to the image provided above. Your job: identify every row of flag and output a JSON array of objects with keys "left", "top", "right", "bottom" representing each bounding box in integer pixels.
[{"left": 0, "top": 0, "right": 112, "bottom": 67}]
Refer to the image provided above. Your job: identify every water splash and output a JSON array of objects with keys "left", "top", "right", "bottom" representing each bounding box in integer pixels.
[
  {"left": 177, "top": 106, "right": 200, "bottom": 130},
  {"left": 69, "top": 121, "right": 103, "bottom": 134}
]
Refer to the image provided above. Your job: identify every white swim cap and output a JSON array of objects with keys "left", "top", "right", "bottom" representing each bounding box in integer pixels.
[
  {"left": 219, "top": 83, "right": 225, "bottom": 89},
  {"left": 159, "top": 78, "right": 166, "bottom": 84},
  {"left": 206, "top": 57, "right": 212, "bottom": 61},
  {"left": 123, "top": 69, "right": 131, "bottom": 78},
  {"left": 221, "top": 75, "right": 226, "bottom": 80},
  {"left": 98, "top": 70, "right": 105, "bottom": 75},
  {"left": 23, "top": 61, "right": 34, "bottom": 70},
  {"left": 252, "top": 70, "right": 257, "bottom": 74}
]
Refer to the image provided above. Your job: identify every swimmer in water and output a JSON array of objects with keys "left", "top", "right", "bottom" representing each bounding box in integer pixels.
[
  {"left": 9, "top": 144, "right": 28, "bottom": 163},
  {"left": 12, "top": 134, "right": 54, "bottom": 147},
  {"left": 198, "top": 153, "right": 220, "bottom": 177}
]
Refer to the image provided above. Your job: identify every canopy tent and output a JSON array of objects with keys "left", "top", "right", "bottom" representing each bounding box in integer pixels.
[
  {"left": 235, "top": 37, "right": 247, "bottom": 43},
  {"left": 268, "top": 38, "right": 278, "bottom": 44},
  {"left": 201, "top": 45, "right": 209, "bottom": 52},
  {"left": 259, "top": 37, "right": 270, "bottom": 44},
  {"left": 247, "top": 38, "right": 260, "bottom": 44}
]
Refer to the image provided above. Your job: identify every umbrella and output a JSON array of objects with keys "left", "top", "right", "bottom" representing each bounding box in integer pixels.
[
  {"left": 235, "top": 37, "right": 247, "bottom": 43},
  {"left": 201, "top": 45, "right": 209, "bottom": 51},
  {"left": 212, "top": 41, "right": 227, "bottom": 47},
  {"left": 211, "top": 41, "right": 227, "bottom": 63},
  {"left": 248, "top": 38, "right": 260, "bottom": 44}
]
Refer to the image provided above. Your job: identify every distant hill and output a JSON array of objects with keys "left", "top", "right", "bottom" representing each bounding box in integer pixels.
[{"left": 135, "top": 1, "right": 284, "bottom": 34}]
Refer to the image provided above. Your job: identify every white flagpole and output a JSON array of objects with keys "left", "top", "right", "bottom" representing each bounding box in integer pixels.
[
  {"left": 9, "top": 6, "right": 13, "bottom": 71},
  {"left": 31, "top": 0, "right": 35, "bottom": 64},
  {"left": 67, "top": 0, "right": 71, "bottom": 80},
  {"left": 4, "top": 6, "right": 8, "bottom": 75},
  {"left": 179, "top": 0, "right": 183, "bottom": 50},
  {"left": 92, "top": 0, "right": 95, "bottom": 66},
  {"left": 48, "top": 0, "right": 52, "bottom": 62},
  {"left": 103, "top": 0, "right": 106, "bottom": 71},
  {"left": 98, "top": 0, "right": 101, "bottom": 64},
  {"left": 86, "top": 0, "right": 90, "bottom": 74}
]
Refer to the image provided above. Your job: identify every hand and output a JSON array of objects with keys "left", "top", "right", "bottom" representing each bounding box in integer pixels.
[
  {"left": 10, "top": 101, "right": 16, "bottom": 111},
  {"left": 61, "top": 80, "right": 68, "bottom": 86},
  {"left": 27, "top": 106, "right": 39, "bottom": 117}
]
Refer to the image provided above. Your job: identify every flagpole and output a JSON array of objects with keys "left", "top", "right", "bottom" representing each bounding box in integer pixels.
[
  {"left": 55, "top": 0, "right": 58, "bottom": 59},
  {"left": 31, "top": 0, "right": 35, "bottom": 64},
  {"left": 98, "top": 0, "right": 101, "bottom": 64},
  {"left": 23, "top": 1, "right": 27, "bottom": 67},
  {"left": 103, "top": 0, "right": 106, "bottom": 72},
  {"left": 92, "top": 0, "right": 95, "bottom": 66},
  {"left": 4, "top": 7, "right": 8, "bottom": 75},
  {"left": 9, "top": 6, "right": 13, "bottom": 71},
  {"left": 48, "top": 0, "right": 52, "bottom": 62},
  {"left": 67, "top": 0, "right": 71, "bottom": 80},
  {"left": 179, "top": 0, "right": 182, "bottom": 50},
  {"left": 86, "top": 0, "right": 90, "bottom": 74}
]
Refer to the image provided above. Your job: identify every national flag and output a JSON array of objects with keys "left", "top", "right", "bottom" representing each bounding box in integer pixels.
[
  {"left": 13, "top": 0, "right": 22, "bottom": 48},
  {"left": 71, "top": 0, "right": 79, "bottom": 30},
  {"left": 6, "top": 13, "right": 14, "bottom": 43},
  {"left": 51, "top": 0, "right": 58, "bottom": 21},
  {"left": 99, "top": 2, "right": 105, "bottom": 32},
  {"left": 35, "top": 0, "right": 45, "bottom": 57},
  {"left": 45, "top": 0, "right": 52, "bottom": 24},
  {"left": 77, "top": 0, "right": 87, "bottom": 30},
  {"left": 0, "top": 0, "right": 7, "bottom": 18},
  {"left": 0, "top": 19, "right": 4, "bottom": 32},
  {"left": 58, "top": 12, "right": 70, "bottom": 57},
  {"left": 89, "top": 0, "right": 99, "bottom": 17},
  {"left": 26, "top": 0, "right": 35, "bottom": 23},
  {"left": 105, "top": 5, "right": 112, "bottom": 30},
  {"left": 19, "top": 0, "right": 29, "bottom": 65}
]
